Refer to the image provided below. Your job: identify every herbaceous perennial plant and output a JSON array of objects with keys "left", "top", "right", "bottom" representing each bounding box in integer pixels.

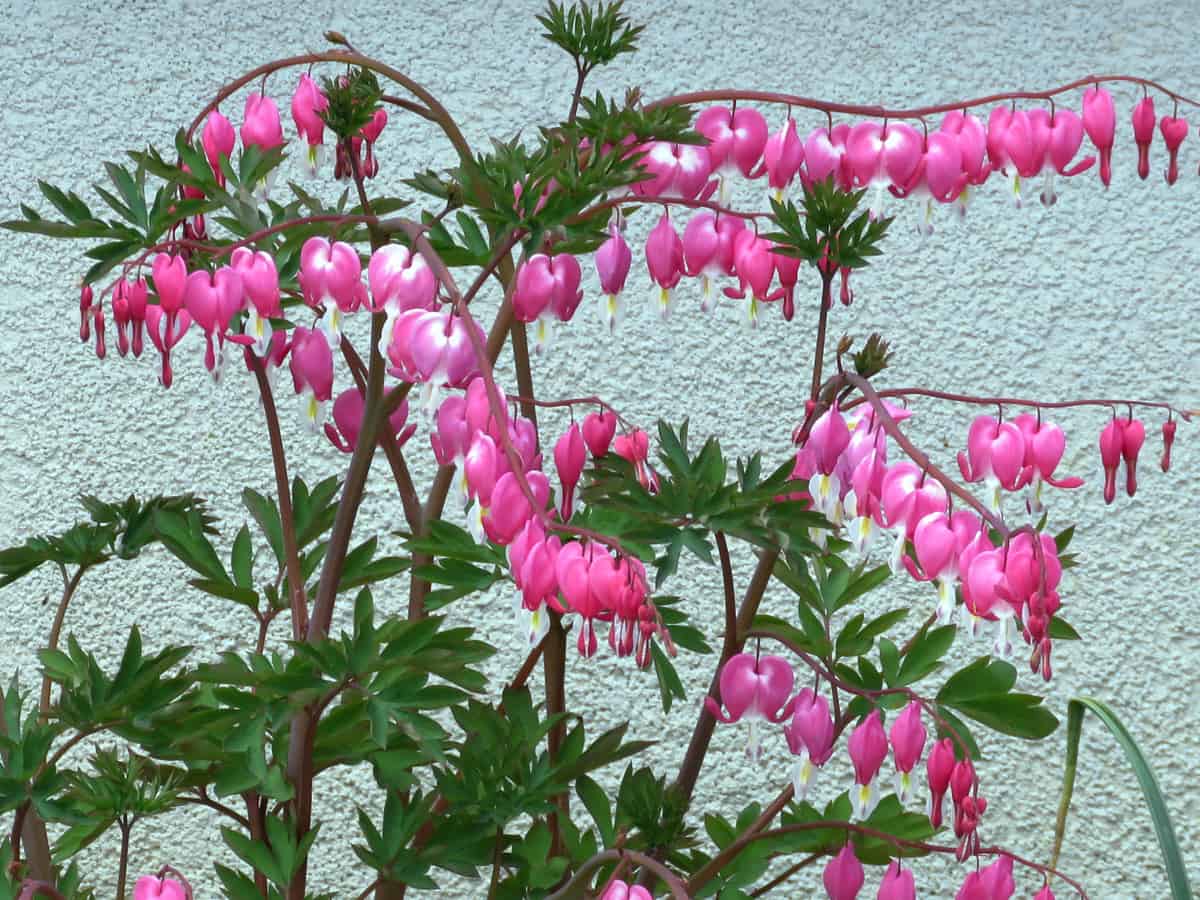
[{"left": 0, "top": 3, "right": 1194, "bottom": 898}]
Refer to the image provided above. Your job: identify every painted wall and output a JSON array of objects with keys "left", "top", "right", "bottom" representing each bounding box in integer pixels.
[{"left": 1, "top": 0, "right": 1197, "bottom": 896}]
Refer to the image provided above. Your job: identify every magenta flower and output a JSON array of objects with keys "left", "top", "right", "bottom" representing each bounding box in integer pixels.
[
  {"left": 1131, "top": 95, "right": 1156, "bottom": 180},
  {"left": 184, "top": 266, "right": 244, "bottom": 378},
  {"left": 880, "top": 462, "right": 948, "bottom": 574},
  {"left": 925, "top": 737, "right": 955, "bottom": 829},
  {"left": 300, "top": 236, "right": 364, "bottom": 346},
  {"left": 1159, "top": 114, "right": 1188, "bottom": 184},
  {"left": 762, "top": 115, "right": 805, "bottom": 200},
  {"left": 582, "top": 410, "right": 617, "bottom": 458},
  {"left": 201, "top": 110, "right": 236, "bottom": 184},
  {"left": 696, "top": 104, "right": 768, "bottom": 202},
  {"left": 291, "top": 73, "right": 329, "bottom": 176},
  {"left": 823, "top": 843, "right": 865, "bottom": 900},
  {"left": 1161, "top": 418, "right": 1177, "bottom": 472},
  {"left": 704, "top": 651, "right": 794, "bottom": 760},
  {"left": 1033, "top": 883, "right": 1057, "bottom": 900},
  {"left": 846, "top": 121, "right": 922, "bottom": 218},
  {"left": 888, "top": 701, "right": 927, "bottom": 804},
  {"left": 369, "top": 244, "right": 437, "bottom": 356},
  {"left": 898, "top": 131, "right": 967, "bottom": 235},
  {"left": 1099, "top": 416, "right": 1145, "bottom": 502},
  {"left": 289, "top": 326, "right": 333, "bottom": 431},
  {"left": 1082, "top": 85, "right": 1116, "bottom": 187},
  {"left": 111, "top": 277, "right": 148, "bottom": 359},
  {"left": 683, "top": 211, "right": 744, "bottom": 312},
  {"left": 955, "top": 853, "right": 1012, "bottom": 899},
  {"left": 877, "top": 860, "right": 916, "bottom": 900},
  {"left": 230, "top": 247, "right": 281, "bottom": 356},
  {"left": 645, "top": 213, "right": 684, "bottom": 319},
  {"left": 783, "top": 687, "right": 834, "bottom": 800},
  {"left": 848, "top": 709, "right": 888, "bottom": 820},
  {"left": 601, "top": 879, "right": 652, "bottom": 900},
  {"left": 133, "top": 875, "right": 188, "bottom": 900},
  {"left": 631, "top": 140, "right": 713, "bottom": 200},
  {"left": 595, "top": 223, "right": 632, "bottom": 331},
  {"left": 957, "top": 415, "right": 1026, "bottom": 512},
  {"left": 724, "top": 229, "right": 778, "bottom": 327},
  {"left": 939, "top": 110, "right": 990, "bottom": 217},
  {"left": 804, "top": 124, "right": 854, "bottom": 191},
  {"left": 324, "top": 386, "right": 414, "bottom": 455},
  {"left": 554, "top": 423, "right": 586, "bottom": 521}
]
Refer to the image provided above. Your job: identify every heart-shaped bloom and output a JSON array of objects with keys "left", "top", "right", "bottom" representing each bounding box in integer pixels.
[
  {"left": 300, "top": 237, "right": 364, "bottom": 345},
  {"left": 878, "top": 861, "right": 916, "bottom": 900},
  {"left": 762, "top": 115, "right": 805, "bottom": 200},
  {"left": 133, "top": 876, "right": 188, "bottom": 900},
  {"left": 704, "top": 652, "right": 795, "bottom": 760},
  {"left": 823, "top": 844, "right": 864, "bottom": 900},
  {"left": 1082, "top": 85, "right": 1116, "bottom": 187},
  {"left": 889, "top": 701, "right": 927, "bottom": 804},
  {"left": 645, "top": 213, "right": 684, "bottom": 319},
  {"left": 291, "top": 73, "right": 329, "bottom": 175},
  {"left": 1159, "top": 114, "right": 1188, "bottom": 185},
  {"left": 696, "top": 105, "right": 768, "bottom": 202},
  {"left": 848, "top": 709, "right": 888, "bottom": 820},
  {"left": 683, "top": 211, "right": 744, "bottom": 312},
  {"left": 230, "top": 247, "right": 281, "bottom": 356},
  {"left": 783, "top": 688, "right": 834, "bottom": 800},
  {"left": 595, "top": 223, "right": 632, "bottom": 331},
  {"left": 582, "top": 410, "right": 617, "bottom": 457},
  {"left": 1132, "top": 95, "right": 1156, "bottom": 180},
  {"left": 957, "top": 415, "right": 1026, "bottom": 511},
  {"left": 554, "top": 423, "right": 586, "bottom": 521},
  {"left": 289, "top": 326, "right": 334, "bottom": 430},
  {"left": 631, "top": 140, "right": 713, "bottom": 200},
  {"left": 201, "top": 110, "right": 236, "bottom": 184},
  {"left": 846, "top": 121, "right": 922, "bottom": 217}
]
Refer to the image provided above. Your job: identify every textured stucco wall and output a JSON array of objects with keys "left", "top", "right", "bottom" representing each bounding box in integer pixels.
[{"left": 1, "top": 0, "right": 1198, "bottom": 896}]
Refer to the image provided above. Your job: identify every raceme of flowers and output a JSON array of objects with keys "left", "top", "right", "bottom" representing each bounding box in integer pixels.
[{"left": 57, "top": 68, "right": 1188, "bottom": 899}]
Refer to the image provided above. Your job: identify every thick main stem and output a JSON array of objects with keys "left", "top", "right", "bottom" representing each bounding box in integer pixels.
[{"left": 115, "top": 819, "right": 131, "bottom": 900}]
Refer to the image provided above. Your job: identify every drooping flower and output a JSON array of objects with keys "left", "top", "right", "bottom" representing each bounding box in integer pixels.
[
  {"left": 783, "top": 687, "right": 834, "bottom": 800},
  {"left": 889, "top": 701, "right": 927, "bottom": 805},
  {"left": 291, "top": 73, "right": 329, "bottom": 176},
  {"left": 1082, "top": 85, "right": 1116, "bottom": 187},
  {"left": 804, "top": 123, "right": 854, "bottom": 191},
  {"left": 324, "top": 386, "right": 415, "bottom": 454},
  {"left": 1010, "top": 413, "right": 1084, "bottom": 513},
  {"left": 682, "top": 211, "right": 744, "bottom": 313},
  {"left": 368, "top": 244, "right": 437, "bottom": 354},
  {"left": 230, "top": 247, "right": 282, "bottom": 356},
  {"left": 201, "top": 110, "right": 236, "bottom": 184},
  {"left": 388, "top": 308, "right": 484, "bottom": 415},
  {"left": 241, "top": 93, "right": 285, "bottom": 198},
  {"left": 184, "top": 266, "right": 244, "bottom": 378},
  {"left": 133, "top": 875, "right": 188, "bottom": 900},
  {"left": 595, "top": 223, "right": 633, "bottom": 331},
  {"left": 696, "top": 105, "right": 769, "bottom": 202},
  {"left": 289, "top": 326, "right": 334, "bottom": 430},
  {"left": 724, "top": 229, "right": 777, "bottom": 327},
  {"left": 299, "top": 237, "right": 364, "bottom": 345},
  {"left": 631, "top": 140, "right": 713, "bottom": 200},
  {"left": 1159, "top": 113, "right": 1188, "bottom": 185},
  {"left": 601, "top": 879, "right": 652, "bottom": 900},
  {"left": 877, "top": 861, "right": 916, "bottom": 900},
  {"left": 1099, "top": 416, "right": 1145, "bottom": 502},
  {"left": 896, "top": 130, "right": 967, "bottom": 234},
  {"left": 955, "top": 853, "right": 1012, "bottom": 900},
  {"left": 582, "top": 409, "right": 617, "bottom": 458},
  {"left": 554, "top": 423, "right": 586, "bottom": 521},
  {"left": 1161, "top": 418, "right": 1177, "bottom": 472},
  {"left": 823, "top": 843, "right": 865, "bottom": 900},
  {"left": 111, "top": 277, "right": 148, "bottom": 358},
  {"left": 704, "top": 652, "right": 795, "bottom": 760},
  {"left": 645, "top": 213, "right": 685, "bottom": 319},
  {"left": 848, "top": 709, "right": 888, "bottom": 820},
  {"left": 762, "top": 115, "right": 805, "bottom": 200},
  {"left": 957, "top": 415, "right": 1026, "bottom": 511},
  {"left": 880, "top": 462, "right": 948, "bottom": 574},
  {"left": 939, "top": 110, "right": 991, "bottom": 216},
  {"left": 845, "top": 121, "right": 922, "bottom": 218},
  {"left": 925, "top": 737, "right": 955, "bottom": 829},
  {"left": 1131, "top": 95, "right": 1156, "bottom": 180}
]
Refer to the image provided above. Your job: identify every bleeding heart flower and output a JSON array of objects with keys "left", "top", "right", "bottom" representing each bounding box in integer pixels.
[
  {"left": 823, "top": 844, "right": 864, "bottom": 900},
  {"left": 582, "top": 410, "right": 617, "bottom": 457},
  {"left": 133, "top": 876, "right": 188, "bottom": 900},
  {"left": 1132, "top": 95, "right": 1156, "bottom": 180},
  {"left": 878, "top": 861, "right": 916, "bottom": 900},
  {"left": 324, "top": 386, "right": 415, "bottom": 454},
  {"left": 554, "top": 423, "right": 586, "bottom": 521},
  {"left": 289, "top": 325, "right": 334, "bottom": 430},
  {"left": 696, "top": 104, "right": 769, "bottom": 202},
  {"left": 291, "top": 73, "right": 329, "bottom": 176},
  {"left": 784, "top": 688, "right": 834, "bottom": 800},
  {"left": 596, "top": 223, "right": 633, "bottom": 331},
  {"left": 683, "top": 211, "right": 744, "bottom": 312},
  {"left": 704, "top": 652, "right": 795, "bottom": 760},
  {"left": 230, "top": 247, "right": 281, "bottom": 356},
  {"left": 111, "top": 277, "right": 148, "bottom": 358},
  {"left": 762, "top": 115, "right": 805, "bottom": 200},
  {"left": 889, "top": 701, "right": 927, "bottom": 804},
  {"left": 300, "top": 237, "right": 364, "bottom": 345},
  {"left": 957, "top": 415, "right": 1026, "bottom": 511},
  {"left": 926, "top": 736, "right": 955, "bottom": 829},
  {"left": 1159, "top": 114, "right": 1188, "bottom": 185},
  {"left": 631, "top": 140, "right": 713, "bottom": 200},
  {"left": 1082, "top": 85, "right": 1116, "bottom": 187},
  {"left": 848, "top": 709, "right": 888, "bottom": 820},
  {"left": 1161, "top": 418, "right": 1177, "bottom": 472},
  {"left": 804, "top": 123, "right": 854, "bottom": 191},
  {"left": 201, "top": 110, "right": 236, "bottom": 185},
  {"left": 368, "top": 244, "right": 437, "bottom": 355},
  {"left": 645, "top": 213, "right": 685, "bottom": 319},
  {"left": 846, "top": 121, "right": 922, "bottom": 218}
]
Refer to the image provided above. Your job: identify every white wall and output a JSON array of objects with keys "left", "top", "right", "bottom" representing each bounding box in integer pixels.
[{"left": 1, "top": 0, "right": 1197, "bottom": 896}]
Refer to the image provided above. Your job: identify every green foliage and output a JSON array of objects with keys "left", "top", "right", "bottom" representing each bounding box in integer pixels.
[
  {"left": 766, "top": 175, "right": 891, "bottom": 271},
  {"left": 0, "top": 493, "right": 210, "bottom": 587},
  {"left": 537, "top": 1, "right": 644, "bottom": 70},
  {"left": 1052, "top": 697, "right": 1192, "bottom": 899},
  {"left": 320, "top": 66, "right": 384, "bottom": 139},
  {"left": 615, "top": 765, "right": 695, "bottom": 856}
]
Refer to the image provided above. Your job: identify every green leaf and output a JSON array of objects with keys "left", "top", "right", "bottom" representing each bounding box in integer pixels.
[
  {"left": 576, "top": 774, "right": 615, "bottom": 848},
  {"left": 943, "top": 693, "right": 1058, "bottom": 740},
  {"left": 231, "top": 525, "right": 253, "bottom": 589},
  {"left": 650, "top": 641, "right": 685, "bottom": 714},
  {"left": 243, "top": 488, "right": 284, "bottom": 565},
  {"left": 936, "top": 657, "right": 1018, "bottom": 705},
  {"left": 894, "top": 625, "right": 955, "bottom": 686},
  {"left": 1051, "top": 697, "right": 1191, "bottom": 899}
]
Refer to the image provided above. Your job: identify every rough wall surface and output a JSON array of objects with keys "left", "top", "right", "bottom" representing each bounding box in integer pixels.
[{"left": 1, "top": 0, "right": 1197, "bottom": 896}]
